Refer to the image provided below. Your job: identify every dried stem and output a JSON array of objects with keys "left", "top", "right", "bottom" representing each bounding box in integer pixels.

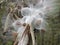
[
  {"left": 4, "top": 13, "right": 11, "bottom": 32},
  {"left": 30, "top": 25, "right": 35, "bottom": 45},
  {"left": 14, "top": 14, "right": 20, "bottom": 19},
  {"left": 20, "top": 24, "right": 35, "bottom": 45},
  {"left": 3, "top": 13, "right": 19, "bottom": 32}
]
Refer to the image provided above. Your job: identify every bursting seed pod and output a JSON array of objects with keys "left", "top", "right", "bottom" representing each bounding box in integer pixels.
[
  {"left": 3, "top": 0, "right": 59, "bottom": 45},
  {"left": 12, "top": 19, "right": 28, "bottom": 45}
]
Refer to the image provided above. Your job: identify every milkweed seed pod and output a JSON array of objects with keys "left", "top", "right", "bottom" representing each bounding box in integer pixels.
[
  {"left": 20, "top": 7, "right": 46, "bottom": 31},
  {"left": 18, "top": 34, "right": 28, "bottom": 45},
  {"left": 17, "top": 26, "right": 28, "bottom": 45},
  {"left": 12, "top": 19, "right": 29, "bottom": 45},
  {"left": 3, "top": 0, "right": 60, "bottom": 45}
]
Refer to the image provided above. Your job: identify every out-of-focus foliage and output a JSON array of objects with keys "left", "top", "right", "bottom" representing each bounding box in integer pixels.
[{"left": 0, "top": 0, "right": 13, "bottom": 45}]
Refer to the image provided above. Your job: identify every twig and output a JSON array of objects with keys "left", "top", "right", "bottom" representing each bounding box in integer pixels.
[
  {"left": 14, "top": 14, "right": 20, "bottom": 19},
  {"left": 3, "top": 12, "right": 20, "bottom": 32},
  {"left": 23, "top": 24, "right": 36, "bottom": 45},
  {"left": 30, "top": 25, "right": 35, "bottom": 45},
  {"left": 4, "top": 13, "right": 11, "bottom": 32}
]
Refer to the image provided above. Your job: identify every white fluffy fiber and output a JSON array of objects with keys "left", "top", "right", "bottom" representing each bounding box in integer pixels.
[
  {"left": 12, "top": 20, "right": 29, "bottom": 45},
  {"left": 12, "top": 0, "right": 58, "bottom": 45}
]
